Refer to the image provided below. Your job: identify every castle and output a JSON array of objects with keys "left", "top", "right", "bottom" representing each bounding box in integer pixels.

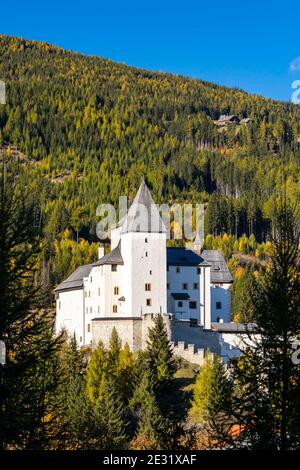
[{"left": 55, "top": 181, "right": 250, "bottom": 364}]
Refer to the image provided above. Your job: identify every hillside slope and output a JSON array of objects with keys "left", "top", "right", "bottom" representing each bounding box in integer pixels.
[{"left": 0, "top": 35, "right": 299, "bottom": 243}]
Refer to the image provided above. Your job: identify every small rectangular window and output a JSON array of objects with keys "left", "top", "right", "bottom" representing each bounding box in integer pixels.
[
  {"left": 90, "top": 277, "right": 92, "bottom": 283},
  {"left": 178, "top": 301, "right": 183, "bottom": 308},
  {"left": 98, "top": 288, "right": 101, "bottom": 295},
  {"left": 86, "top": 307, "right": 88, "bottom": 314},
  {"left": 111, "top": 265, "right": 117, "bottom": 272},
  {"left": 98, "top": 306, "right": 100, "bottom": 313},
  {"left": 145, "top": 252, "right": 148, "bottom": 257},
  {"left": 145, "top": 283, "right": 151, "bottom": 291},
  {"left": 113, "top": 305, "right": 118, "bottom": 313},
  {"left": 146, "top": 298, "right": 152, "bottom": 306},
  {"left": 167, "top": 283, "right": 170, "bottom": 290},
  {"left": 197, "top": 267, "right": 201, "bottom": 275},
  {"left": 58, "top": 301, "right": 61, "bottom": 309},
  {"left": 193, "top": 283, "right": 199, "bottom": 289},
  {"left": 176, "top": 267, "right": 180, "bottom": 273},
  {"left": 216, "top": 302, "right": 222, "bottom": 310},
  {"left": 183, "top": 283, "right": 188, "bottom": 290},
  {"left": 145, "top": 238, "right": 148, "bottom": 243},
  {"left": 87, "top": 324, "right": 91, "bottom": 333},
  {"left": 90, "top": 307, "right": 92, "bottom": 313},
  {"left": 189, "top": 301, "right": 197, "bottom": 309},
  {"left": 85, "top": 292, "right": 87, "bottom": 298},
  {"left": 149, "top": 270, "right": 152, "bottom": 275},
  {"left": 114, "top": 286, "right": 119, "bottom": 295}
]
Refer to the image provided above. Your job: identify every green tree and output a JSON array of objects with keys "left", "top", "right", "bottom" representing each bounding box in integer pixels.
[
  {"left": 230, "top": 202, "right": 300, "bottom": 449},
  {"left": 93, "top": 378, "right": 128, "bottom": 450},
  {"left": 0, "top": 162, "right": 62, "bottom": 449},
  {"left": 86, "top": 341, "right": 109, "bottom": 404},
  {"left": 145, "top": 314, "right": 175, "bottom": 390},
  {"left": 108, "top": 326, "right": 122, "bottom": 368},
  {"left": 191, "top": 355, "right": 232, "bottom": 435},
  {"left": 130, "top": 370, "right": 166, "bottom": 449}
]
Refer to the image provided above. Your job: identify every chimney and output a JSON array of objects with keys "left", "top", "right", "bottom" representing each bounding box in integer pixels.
[{"left": 98, "top": 245, "right": 105, "bottom": 260}]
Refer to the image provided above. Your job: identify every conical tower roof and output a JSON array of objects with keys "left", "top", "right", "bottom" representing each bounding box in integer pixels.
[{"left": 119, "top": 180, "right": 167, "bottom": 234}]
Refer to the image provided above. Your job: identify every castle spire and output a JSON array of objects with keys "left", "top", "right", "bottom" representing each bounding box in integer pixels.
[{"left": 120, "top": 180, "right": 166, "bottom": 234}]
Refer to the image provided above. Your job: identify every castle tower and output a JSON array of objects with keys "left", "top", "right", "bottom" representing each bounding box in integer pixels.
[{"left": 118, "top": 180, "right": 167, "bottom": 317}]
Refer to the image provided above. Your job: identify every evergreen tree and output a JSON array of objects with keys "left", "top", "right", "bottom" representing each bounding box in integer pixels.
[
  {"left": 130, "top": 370, "right": 166, "bottom": 449},
  {"left": 117, "top": 342, "right": 134, "bottom": 405},
  {"left": 58, "top": 334, "right": 89, "bottom": 449},
  {"left": 230, "top": 202, "right": 300, "bottom": 449},
  {"left": 191, "top": 354, "right": 232, "bottom": 447},
  {"left": 86, "top": 340, "right": 109, "bottom": 404},
  {"left": 108, "top": 326, "right": 122, "bottom": 368},
  {"left": 65, "top": 374, "right": 93, "bottom": 449},
  {"left": 0, "top": 162, "right": 62, "bottom": 449},
  {"left": 145, "top": 314, "right": 175, "bottom": 390},
  {"left": 93, "top": 378, "right": 128, "bottom": 450}
]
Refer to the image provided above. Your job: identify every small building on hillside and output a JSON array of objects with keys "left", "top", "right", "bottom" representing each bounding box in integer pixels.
[{"left": 215, "top": 114, "right": 240, "bottom": 126}]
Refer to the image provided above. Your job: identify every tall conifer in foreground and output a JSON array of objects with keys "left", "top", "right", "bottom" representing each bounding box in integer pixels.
[
  {"left": 130, "top": 370, "right": 166, "bottom": 449},
  {"left": 93, "top": 378, "right": 128, "bottom": 450},
  {"left": 0, "top": 161, "right": 62, "bottom": 449},
  {"left": 229, "top": 202, "right": 300, "bottom": 449},
  {"left": 145, "top": 314, "right": 175, "bottom": 389}
]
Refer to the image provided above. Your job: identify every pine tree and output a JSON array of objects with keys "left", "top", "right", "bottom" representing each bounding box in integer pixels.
[
  {"left": 146, "top": 314, "right": 175, "bottom": 390},
  {"left": 108, "top": 326, "right": 122, "bottom": 368},
  {"left": 117, "top": 342, "right": 134, "bottom": 405},
  {"left": 0, "top": 162, "right": 62, "bottom": 449},
  {"left": 93, "top": 378, "right": 128, "bottom": 450},
  {"left": 86, "top": 341, "right": 109, "bottom": 404},
  {"left": 130, "top": 370, "right": 166, "bottom": 449},
  {"left": 191, "top": 355, "right": 232, "bottom": 426},
  {"left": 65, "top": 374, "right": 93, "bottom": 449},
  {"left": 230, "top": 202, "right": 300, "bottom": 449},
  {"left": 58, "top": 334, "right": 89, "bottom": 449}
]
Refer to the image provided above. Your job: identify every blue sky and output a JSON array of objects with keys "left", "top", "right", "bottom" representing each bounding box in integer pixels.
[{"left": 1, "top": 0, "right": 300, "bottom": 102}]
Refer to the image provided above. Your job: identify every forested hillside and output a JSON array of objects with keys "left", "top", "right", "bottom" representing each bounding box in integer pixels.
[{"left": 0, "top": 35, "right": 299, "bottom": 290}]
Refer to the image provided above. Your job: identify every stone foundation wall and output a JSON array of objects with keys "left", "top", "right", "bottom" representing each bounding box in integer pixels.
[
  {"left": 92, "top": 313, "right": 172, "bottom": 352},
  {"left": 92, "top": 317, "right": 143, "bottom": 351},
  {"left": 91, "top": 314, "right": 219, "bottom": 365}
]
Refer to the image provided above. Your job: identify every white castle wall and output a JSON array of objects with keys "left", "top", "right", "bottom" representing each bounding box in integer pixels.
[
  {"left": 211, "top": 284, "right": 232, "bottom": 322},
  {"left": 55, "top": 289, "right": 84, "bottom": 345},
  {"left": 121, "top": 232, "right": 167, "bottom": 317}
]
